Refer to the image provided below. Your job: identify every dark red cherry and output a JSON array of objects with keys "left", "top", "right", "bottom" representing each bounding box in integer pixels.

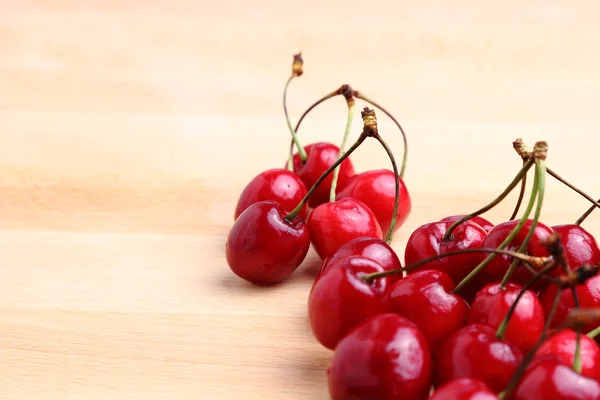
[
  {"left": 308, "top": 256, "right": 389, "bottom": 350},
  {"left": 433, "top": 323, "right": 523, "bottom": 393},
  {"left": 429, "top": 378, "right": 498, "bottom": 400},
  {"left": 336, "top": 169, "right": 411, "bottom": 234},
  {"left": 327, "top": 313, "right": 432, "bottom": 400},
  {"left": 292, "top": 142, "right": 355, "bottom": 208},
  {"left": 387, "top": 270, "right": 469, "bottom": 354},
  {"left": 480, "top": 219, "right": 554, "bottom": 288},
  {"left": 512, "top": 357, "right": 600, "bottom": 400},
  {"left": 441, "top": 215, "right": 494, "bottom": 233},
  {"left": 225, "top": 200, "right": 310, "bottom": 285},
  {"left": 404, "top": 220, "right": 487, "bottom": 303},
  {"left": 552, "top": 224, "right": 600, "bottom": 269},
  {"left": 467, "top": 282, "right": 544, "bottom": 354},
  {"left": 308, "top": 197, "right": 382, "bottom": 260},
  {"left": 535, "top": 329, "right": 600, "bottom": 382}
]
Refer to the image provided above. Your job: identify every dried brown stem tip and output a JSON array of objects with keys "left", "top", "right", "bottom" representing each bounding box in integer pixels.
[
  {"left": 533, "top": 141, "right": 548, "bottom": 161},
  {"left": 513, "top": 138, "right": 531, "bottom": 160},
  {"left": 544, "top": 233, "right": 568, "bottom": 267},
  {"left": 292, "top": 53, "right": 304, "bottom": 77},
  {"left": 562, "top": 308, "right": 600, "bottom": 330},
  {"left": 558, "top": 264, "right": 600, "bottom": 288},
  {"left": 361, "top": 107, "right": 378, "bottom": 137},
  {"left": 341, "top": 84, "right": 355, "bottom": 106}
]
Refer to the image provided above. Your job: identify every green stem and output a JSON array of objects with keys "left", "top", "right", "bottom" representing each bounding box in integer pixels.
[
  {"left": 329, "top": 101, "right": 355, "bottom": 202},
  {"left": 373, "top": 134, "right": 400, "bottom": 244},
  {"left": 576, "top": 204, "right": 597, "bottom": 226},
  {"left": 509, "top": 161, "right": 527, "bottom": 220},
  {"left": 574, "top": 330, "right": 582, "bottom": 374},
  {"left": 587, "top": 325, "right": 600, "bottom": 339},
  {"left": 283, "top": 75, "right": 307, "bottom": 168},
  {"left": 443, "top": 159, "right": 534, "bottom": 242}
]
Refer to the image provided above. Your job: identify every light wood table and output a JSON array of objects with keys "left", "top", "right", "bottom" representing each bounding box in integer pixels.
[{"left": 2, "top": 1, "right": 600, "bottom": 399}]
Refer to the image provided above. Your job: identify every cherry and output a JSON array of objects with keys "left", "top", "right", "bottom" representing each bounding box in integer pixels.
[
  {"left": 234, "top": 168, "right": 309, "bottom": 220},
  {"left": 336, "top": 169, "right": 411, "bottom": 234},
  {"left": 552, "top": 224, "right": 600, "bottom": 269},
  {"left": 327, "top": 313, "right": 432, "bottom": 400},
  {"left": 535, "top": 329, "right": 600, "bottom": 382},
  {"left": 292, "top": 142, "right": 355, "bottom": 208},
  {"left": 308, "top": 197, "right": 383, "bottom": 260},
  {"left": 511, "top": 356, "right": 600, "bottom": 400},
  {"left": 441, "top": 215, "right": 494, "bottom": 233},
  {"left": 467, "top": 282, "right": 544, "bottom": 353},
  {"left": 480, "top": 219, "right": 554, "bottom": 288},
  {"left": 433, "top": 323, "right": 523, "bottom": 393},
  {"left": 225, "top": 201, "right": 310, "bottom": 285},
  {"left": 387, "top": 270, "right": 469, "bottom": 354},
  {"left": 429, "top": 378, "right": 497, "bottom": 400},
  {"left": 308, "top": 256, "right": 389, "bottom": 350}
]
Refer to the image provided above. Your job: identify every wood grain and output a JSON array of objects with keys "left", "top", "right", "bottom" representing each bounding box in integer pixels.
[{"left": 2, "top": 1, "right": 600, "bottom": 398}]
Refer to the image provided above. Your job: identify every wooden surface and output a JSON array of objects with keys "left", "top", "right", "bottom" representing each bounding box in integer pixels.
[{"left": 2, "top": 1, "right": 600, "bottom": 399}]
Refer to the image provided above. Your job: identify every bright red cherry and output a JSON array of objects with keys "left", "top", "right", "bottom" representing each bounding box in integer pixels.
[
  {"left": 441, "top": 215, "right": 494, "bottom": 233},
  {"left": 328, "top": 313, "right": 432, "bottom": 400},
  {"left": 308, "top": 197, "right": 383, "bottom": 260},
  {"left": 225, "top": 200, "right": 310, "bottom": 285},
  {"left": 480, "top": 219, "right": 554, "bottom": 288},
  {"left": 512, "top": 356, "right": 600, "bottom": 400},
  {"left": 552, "top": 224, "right": 600, "bottom": 269},
  {"left": 292, "top": 142, "right": 355, "bottom": 208},
  {"left": 234, "top": 168, "right": 309, "bottom": 220},
  {"left": 336, "top": 169, "right": 411, "bottom": 234},
  {"left": 467, "top": 282, "right": 544, "bottom": 354},
  {"left": 433, "top": 323, "right": 523, "bottom": 393},
  {"left": 535, "top": 329, "right": 600, "bottom": 382},
  {"left": 387, "top": 270, "right": 469, "bottom": 354},
  {"left": 429, "top": 378, "right": 498, "bottom": 400},
  {"left": 308, "top": 256, "right": 389, "bottom": 350}
]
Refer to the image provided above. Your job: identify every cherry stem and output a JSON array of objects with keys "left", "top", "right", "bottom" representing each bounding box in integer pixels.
[
  {"left": 574, "top": 330, "right": 583, "bottom": 374},
  {"left": 329, "top": 95, "right": 356, "bottom": 202},
  {"left": 283, "top": 54, "right": 307, "bottom": 168},
  {"left": 442, "top": 159, "right": 534, "bottom": 242},
  {"left": 587, "top": 325, "right": 600, "bottom": 339},
  {"left": 509, "top": 160, "right": 528, "bottom": 220},
  {"left": 373, "top": 134, "right": 400, "bottom": 244},
  {"left": 354, "top": 91, "right": 408, "bottom": 179}
]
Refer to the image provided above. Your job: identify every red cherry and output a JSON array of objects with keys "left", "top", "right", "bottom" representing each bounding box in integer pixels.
[
  {"left": 433, "top": 323, "right": 523, "bottom": 393},
  {"left": 512, "top": 357, "right": 600, "bottom": 400},
  {"left": 467, "top": 282, "right": 544, "bottom": 354},
  {"left": 307, "top": 197, "right": 383, "bottom": 260},
  {"left": 535, "top": 329, "right": 600, "bottom": 382},
  {"left": 552, "top": 224, "right": 600, "bottom": 269},
  {"left": 308, "top": 256, "right": 389, "bottom": 350},
  {"left": 404, "top": 220, "right": 487, "bottom": 303},
  {"left": 336, "top": 169, "right": 411, "bottom": 233},
  {"left": 327, "top": 313, "right": 432, "bottom": 400},
  {"left": 387, "top": 270, "right": 469, "bottom": 354},
  {"left": 225, "top": 201, "right": 310, "bottom": 285},
  {"left": 234, "top": 168, "right": 309, "bottom": 220},
  {"left": 292, "top": 142, "right": 355, "bottom": 208},
  {"left": 429, "top": 378, "right": 498, "bottom": 400},
  {"left": 441, "top": 215, "right": 494, "bottom": 233},
  {"left": 480, "top": 219, "right": 553, "bottom": 288}
]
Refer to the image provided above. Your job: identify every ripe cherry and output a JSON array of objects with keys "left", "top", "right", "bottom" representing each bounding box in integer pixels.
[
  {"left": 467, "top": 282, "right": 544, "bottom": 354},
  {"left": 292, "top": 142, "right": 355, "bottom": 208},
  {"left": 308, "top": 256, "right": 389, "bottom": 350},
  {"left": 234, "top": 168, "right": 309, "bottom": 220},
  {"left": 308, "top": 197, "right": 383, "bottom": 260},
  {"left": 433, "top": 323, "right": 523, "bottom": 393},
  {"left": 387, "top": 270, "right": 469, "bottom": 354},
  {"left": 429, "top": 378, "right": 498, "bottom": 400},
  {"left": 441, "top": 215, "right": 494, "bottom": 233},
  {"left": 225, "top": 201, "right": 310, "bottom": 285},
  {"left": 327, "top": 313, "right": 432, "bottom": 400},
  {"left": 552, "top": 224, "right": 600, "bottom": 269},
  {"left": 336, "top": 169, "right": 411, "bottom": 234}
]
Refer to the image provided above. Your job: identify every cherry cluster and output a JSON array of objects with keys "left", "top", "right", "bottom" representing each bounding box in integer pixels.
[{"left": 225, "top": 54, "right": 600, "bottom": 399}]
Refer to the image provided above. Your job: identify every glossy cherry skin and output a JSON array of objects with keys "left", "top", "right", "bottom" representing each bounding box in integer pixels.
[
  {"left": 225, "top": 201, "right": 310, "bottom": 285},
  {"left": 336, "top": 169, "right": 411, "bottom": 234},
  {"left": 480, "top": 219, "right": 554, "bottom": 288},
  {"left": 552, "top": 224, "right": 600, "bottom": 270},
  {"left": 512, "top": 357, "right": 600, "bottom": 400},
  {"left": 535, "top": 329, "right": 600, "bottom": 382},
  {"left": 429, "top": 378, "right": 498, "bottom": 400},
  {"left": 308, "top": 197, "right": 383, "bottom": 260},
  {"left": 328, "top": 313, "right": 432, "bottom": 400},
  {"left": 467, "top": 282, "right": 544, "bottom": 354},
  {"left": 387, "top": 270, "right": 469, "bottom": 354},
  {"left": 292, "top": 142, "right": 355, "bottom": 208},
  {"left": 441, "top": 215, "right": 494, "bottom": 233},
  {"left": 404, "top": 220, "right": 487, "bottom": 303},
  {"left": 234, "top": 168, "right": 309, "bottom": 221},
  {"left": 308, "top": 256, "right": 389, "bottom": 350},
  {"left": 433, "top": 323, "right": 523, "bottom": 393}
]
